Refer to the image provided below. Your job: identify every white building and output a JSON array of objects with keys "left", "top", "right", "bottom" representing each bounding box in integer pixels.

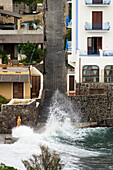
[{"left": 66, "top": 0, "right": 113, "bottom": 94}]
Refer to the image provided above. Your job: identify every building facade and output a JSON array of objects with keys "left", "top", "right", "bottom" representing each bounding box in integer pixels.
[
  {"left": 66, "top": 0, "right": 113, "bottom": 94},
  {"left": 0, "top": 0, "right": 43, "bottom": 61}
]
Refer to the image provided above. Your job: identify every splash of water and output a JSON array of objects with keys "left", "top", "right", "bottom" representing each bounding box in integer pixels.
[{"left": 0, "top": 90, "right": 112, "bottom": 170}]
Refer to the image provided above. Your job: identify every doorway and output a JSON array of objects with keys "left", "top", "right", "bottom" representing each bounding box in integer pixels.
[
  {"left": 69, "top": 75, "right": 74, "bottom": 91},
  {"left": 32, "top": 76, "right": 40, "bottom": 98},
  {"left": 88, "top": 37, "right": 102, "bottom": 55},
  {"left": 4, "top": 44, "right": 15, "bottom": 59},
  {"left": 13, "top": 83, "right": 23, "bottom": 99},
  {"left": 92, "top": 11, "right": 102, "bottom": 30}
]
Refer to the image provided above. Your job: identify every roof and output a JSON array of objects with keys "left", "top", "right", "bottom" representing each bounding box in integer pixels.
[
  {"left": 0, "top": 67, "right": 29, "bottom": 82},
  {"left": 0, "top": 9, "right": 22, "bottom": 19},
  {"left": 0, "top": 74, "right": 29, "bottom": 82}
]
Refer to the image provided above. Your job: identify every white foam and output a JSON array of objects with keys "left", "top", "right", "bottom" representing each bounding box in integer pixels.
[{"left": 0, "top": 90, "right": 102, "bottom": 170}]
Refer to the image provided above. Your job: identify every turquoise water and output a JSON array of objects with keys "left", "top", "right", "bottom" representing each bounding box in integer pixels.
[{"left": 0, "top": 91, "right": 113, "bottom": 169}]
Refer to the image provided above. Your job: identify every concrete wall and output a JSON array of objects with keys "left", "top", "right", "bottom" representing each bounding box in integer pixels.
[{"left": 0, "top": 34, "right": 43, "bottom": 44}]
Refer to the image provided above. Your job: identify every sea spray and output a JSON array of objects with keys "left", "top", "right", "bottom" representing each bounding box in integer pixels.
[{"left": 0, "top": 91, "right": 113, "bottom": 169}]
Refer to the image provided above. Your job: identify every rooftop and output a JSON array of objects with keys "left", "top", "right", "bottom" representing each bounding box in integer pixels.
[
  {"left": 0, "top": 9, "right": 22, "bottom": 18},
  {"left": 0, "top": 67, "right": 29, "bottom": 82}
]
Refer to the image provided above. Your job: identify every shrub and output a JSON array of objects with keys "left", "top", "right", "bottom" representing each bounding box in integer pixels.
[
  {"left": 22, "top": 145, "right": 64, "bottom": 170},
  {"left": 0, "top": 95, "right": 7, "bottom": 112},
  {"left": 0, "top": 49, "right": 8, "bottom": 64},
  {"left": 0, "top": 163, "right": 17, "bottom": 170}
]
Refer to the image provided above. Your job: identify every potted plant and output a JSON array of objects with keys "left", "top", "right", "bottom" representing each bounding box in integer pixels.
[
  {"left": 21, "top": 24, "right": 25, "bottom": 29},
  {"left": 28, "top": 21, "right": 33, "bottom": 30}
]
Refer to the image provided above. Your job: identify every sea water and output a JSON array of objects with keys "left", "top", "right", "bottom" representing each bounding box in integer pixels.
[{"left": 0, "top": 91, "right": 113, "bottom": 170}]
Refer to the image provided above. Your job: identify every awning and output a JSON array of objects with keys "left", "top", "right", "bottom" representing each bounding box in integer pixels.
[{"left": 0, "top": 9, "right": 22, "bottom": 19}]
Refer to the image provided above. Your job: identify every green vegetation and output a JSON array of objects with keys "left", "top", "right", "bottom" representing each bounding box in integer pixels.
[
  {"left": 0, "top": 163, "right": 17, "bottom": 170},
  {"left": 0, "top": 49, "right": 8, "bottom": 64},
  {"left": 13, "top": 0, "right": 44, "bottom": 4},
  {"left": 69, "top": 5, "right": 72, "bottom": 17},
  {"left": 0, "top": 95, "right": 7, "bottom": 111},
  {"left": 13, "top": 0, "right": 37, "bottom": 5},
  {"left": 22, "top": 145, "right": 64, "bottom": 170},
  {"left": 18, "top": 41, "right": 46, "bottom": 64}
]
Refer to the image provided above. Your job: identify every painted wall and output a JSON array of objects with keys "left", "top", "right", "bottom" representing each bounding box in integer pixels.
[
  {"left": 69, "top": 0, "right": 113, "bottom": 85},
  {"left": 24, "top": 81, "right": 30, "bottom": 99},
  {"left": 0, "top": 83, "right": 12, "bottom": 100},
  {"left": 79, "top": 0, "right": 113, "bottom": 52}
]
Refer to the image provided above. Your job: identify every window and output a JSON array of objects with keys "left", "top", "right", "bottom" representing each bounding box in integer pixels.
[
  {"left": 104, "top": 65, "right": 113, "bottom": 82},
  {"left": 0, "top": 6, "right": 3, "bottom": 9},
  {"left": 83, "top": 65, "right": 99, "bottom": 82}
]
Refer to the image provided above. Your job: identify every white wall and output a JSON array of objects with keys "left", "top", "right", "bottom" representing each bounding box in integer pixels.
[
  {"left": 32, "top": 67, "right": 43, "bottom": 99},
  {"left": 79, "top": 0, "right": 113, "bottom": 52},
  {"left": 70, "top": 0, "right": 113, "bottom": 84},
  {"left": 80, "top": 56, "right": 113, "bottom": 83}
]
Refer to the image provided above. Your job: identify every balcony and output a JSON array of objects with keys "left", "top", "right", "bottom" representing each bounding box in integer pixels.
[
  {"left": 103, "top": 50, "right": 113, "bottom": 56},
  {"left": 85, "top": 22, "right": 110, "bottom": 31},
  {"left": 66, "top": 15, "right": 72, "bottom": 28},
  {"left": 85, "top": 0, "right": 111, "bottom": 6},
  {"left": 66, "top": 40, "right": 72, "bottom": 52},
  {"left": 78, "top": 49, "right": 113, "bottom": 57}
]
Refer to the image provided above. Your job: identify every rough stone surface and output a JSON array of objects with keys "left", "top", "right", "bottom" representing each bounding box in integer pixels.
[
  {"left": 70, "top": 83, "right": 113, "bottom": 127},
  {"left": 0, "top": 100, "right": 40, "bottom": 134},
  {"left": 39, "top": 0, "right": 67, "bottom": 122}
]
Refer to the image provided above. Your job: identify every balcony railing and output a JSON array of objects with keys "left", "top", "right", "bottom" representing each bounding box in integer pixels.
[
  {"left": 66, "top": 15, "right": 72, "bottom": 27},
  {"left": 79, "top": 50, "right": 100, "bottom": 56},
  {"left": 66, "top": 40, "right": 72, "bottom": 52},
  {"left": 78, "top": 49, "right": 113, "bottom": 57},
  {"left": 103, "top": 50, "right": 113, "bottom": 56},
  {"left": 85, "top": 0, "right": 111, "bottom": 5},
  {"left": 85, "top": 22, "right": 110, "bottom": 31}
]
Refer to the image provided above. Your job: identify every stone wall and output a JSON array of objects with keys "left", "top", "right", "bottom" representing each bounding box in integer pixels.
[
  {"left": 70, "top": 83, "right": 113, "bottom": 127},
  {"left": 76, "top": 83, "right": 113, "bottom": 95},
  {"left": 0, "top": 0, "right": 13, "bottom": 11},
  {"left": 0, "top": 100, "right": 40, "bottom": 134}
]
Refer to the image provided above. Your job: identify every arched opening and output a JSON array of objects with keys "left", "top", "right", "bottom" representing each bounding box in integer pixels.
[
  {"left": 104, "top": 65, "right": 113, "bottom": 82},
  {"left": 82, "top": 65, "right": 99, "bottom": 82}
]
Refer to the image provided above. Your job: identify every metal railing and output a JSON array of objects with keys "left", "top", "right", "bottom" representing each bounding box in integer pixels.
[
  {"left": 85, "top": 0, "right": 111, "bottom": 5},
  {"left": 85, "top": 22, "right": 110, "bottom": 30},
  {"left": 66, "top": 40, "right": 72, "bottom": 51},
  {"left": 66, "top": 15, "right": 72, "bottom": 27},
  {"left": 103, "top": 50, "right": 113, "bottom": 56},
  {"left": 79, "top": 50, "right": 100, "bottom": 56},
  {"left": 79, "top": 49, "right": 113, "bottom": 57}
]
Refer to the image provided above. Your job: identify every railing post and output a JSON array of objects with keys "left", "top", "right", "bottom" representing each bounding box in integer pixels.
[{"left": 99, "top": 49, "right": 103, "bottom": 58}]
